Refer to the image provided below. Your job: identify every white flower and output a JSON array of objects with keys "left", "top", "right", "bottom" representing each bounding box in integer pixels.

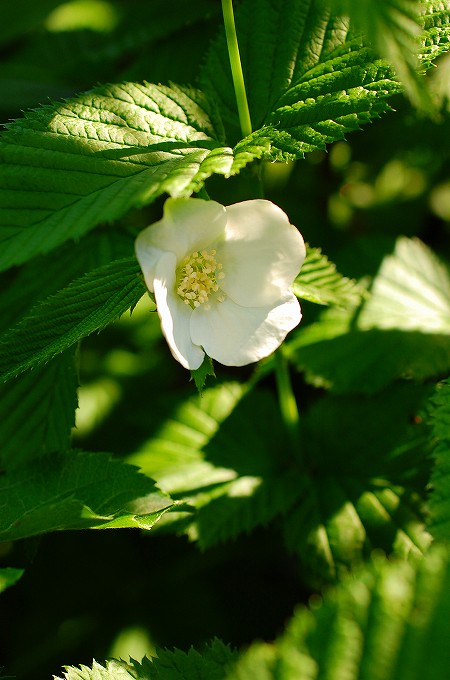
[{"left": 135, "top": 197, "right": 306, "bottom": 370}]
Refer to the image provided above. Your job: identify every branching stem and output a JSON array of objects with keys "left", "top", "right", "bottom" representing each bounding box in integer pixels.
[{"left": 221, "top": 0, "right": 252, "bottom": 138}]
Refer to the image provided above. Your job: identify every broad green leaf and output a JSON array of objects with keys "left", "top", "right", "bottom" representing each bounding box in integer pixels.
[
  {"left": 0, "top": 229, "right": 134, "bottom": 333},
  {"left": 290, "top": 237, "right": 450, "bottom": 393},
  {"left": 0, "top": 568, "right": 24, "bottom": 594},
  {"left": 128, "top": 383, "right": 304, "bottom": 548},
  {"left": 427, "top": 378, "right": 450, "bottom": 542},
  {"left": 283, "top": 384, "right": 432, "bottom": 585},
  {"left": 0, "top": 350, "right": 78, "bottom": 470},
  {"left": 0, "top": 82, "right": 263, "bottom": 271},
  {"left": 0, "top": 257, "right": 146, "bottom": 383},
  {"left": 226, "top": 546, "right": 450, "bottom": 680},
  {"left": 328, "top": 0, "right": 439, "bottom": 110},
  {"left": 202, "top": 0, "right": 450, "bottom": 161},
  {"left": 0, "top": 450, "right": 172, "bottom": 541},
  {"left": 292, "top": 245, "right": 367, "bottom": 306},
  {"left": 56, "top": 639, "right": 236, "bottom": 680}
]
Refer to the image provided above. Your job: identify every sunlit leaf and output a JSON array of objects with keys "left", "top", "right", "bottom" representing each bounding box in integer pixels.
[
  {"left": 292, "top": 245, "right": 367, "bottom": 307},
  {"left": 0, "top": 82, "right": 263, "bottom": 271},
  {"left": 290, "top": 237, "right": 450, "bottom": 393},
  {"left": 283, "top": 384, "right": 432, "bottom": 585},
  {"left": 227, "top": 546, "right": 450, "bottom": 680}
]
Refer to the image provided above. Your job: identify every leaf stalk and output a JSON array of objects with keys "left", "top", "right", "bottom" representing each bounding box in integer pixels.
[{"left": 221, "top": 0, "right": 253, "bottom": 138}]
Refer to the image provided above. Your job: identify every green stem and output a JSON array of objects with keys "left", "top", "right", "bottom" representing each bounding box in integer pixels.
[
  {"left": 221, "top": 0, "right": 252, "bottom": 138},
  {"left": 275, "top": 349, "right": 301, "bottom": 455}
]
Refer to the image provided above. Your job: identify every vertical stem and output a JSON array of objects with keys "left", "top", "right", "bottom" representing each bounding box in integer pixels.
[
  {"left": 221, "top": 0, "right": 252, "bottom": 138},
  {"left": 275, "top": 349, "right": 301, "bottom": 455}
]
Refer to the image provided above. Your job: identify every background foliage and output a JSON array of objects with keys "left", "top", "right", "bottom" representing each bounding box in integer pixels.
[{"left": 1, "top": 0, "right": 450, "bottom": 678}]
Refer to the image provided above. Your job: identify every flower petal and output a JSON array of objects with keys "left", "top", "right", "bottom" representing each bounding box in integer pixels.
[
  {"left": 135, "top": 198, "right": 227, "bottom": 291},
  {"left": 190, "top": 293, "right": 301, "bottom": 367},
  {"left": 217, "top": 200, "right": 306, "bottom": 307},
  {"left": 153, "top": 252, "right": 205, "bottom": 370}
]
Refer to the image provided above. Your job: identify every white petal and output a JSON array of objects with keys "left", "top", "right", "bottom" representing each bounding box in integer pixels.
[
  {"left": 217, "top": 200, "right": 306, "bottom": 307},
  {"left": 190, "top": 292, "right": 301, "bottom": 367},
  {"left": 135, "top": 198, "right": 227, "bottom": 291},
  {"left": 153, "top": 252, "right": 205, "bottom": 370}
]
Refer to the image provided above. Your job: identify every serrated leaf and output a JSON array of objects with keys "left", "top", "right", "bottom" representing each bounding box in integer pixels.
[
  {"left": 0, "top": 82, "right": 263, "bottom": 271},
  {"left": 290, "top": 237, "right": 450, "bottom": 393},
  {"left": 427, "top": 379, "right": 450, "bottom": 542},
  {"left": 0, "top": 257, "right": 146, "bottom": 383},
  {"left": 202, "top": 0, "right": 450, "bottom": 161},
  {"left": 0, "top": 349, "right": 78, "bottom": 470},
  {"left": 56, "top": 640, "right": 237, "bottom": 680},
  {"left": 283, "top": 384, "right": 431, "bottom": 585},
  {"left": 0, "top": 567, "right": 24, "bottom": 594},
  {"left": 292, "top": 245, "right": 366, "bottom": 306},
  {"left": 202, "top": 0, "right": 396, "bottom": 159},
  {"left": 0, "top": 229, "right": 134, "bottom": 333},
  {"left": 0, "top": 450, "right": 172, "bottom": 541},
  {"left": 128, "top": 383, "right": 303, "bottom": 548},
  {"left": 54, "top": 659, "right": 138, "bottom": 680},
  {"left": 329, "top": 0, "right": 436, "bottom": 110},
  {"left": 227, "top": 546, "right": 450, "bottom": 680}
]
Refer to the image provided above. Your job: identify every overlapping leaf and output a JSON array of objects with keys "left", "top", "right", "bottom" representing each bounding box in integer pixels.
[
  {"left": 54, "top": 548, "right": 450, "bottom": 680},
  {"left": 202, "top": 0, "right": 450, "bottom": 160},
  {"left": 0, "top": 350, "right": 78, "bottom": 470},
  {"left": 0, "top": 257, "right": 146, "bottom": 382},
  {"left": 227, "top": 546, "right": 450, "bottom": 680},
  {"left": 128, "top": 383, "right": 304, "bottom": 548},
  {"left": 0, "top": 81, "right": 264, "bottom": 271},
  {"left": 283, "top": 383, "right": 431, "bottom": 585},
  {"left": 55, "top": 639, "right": 236, "bottom": 680},
  {"left": 0, "top": 450, "right": 173, "bottom": 541},
  {"left": 290, "top": 237, "right": 450, "bottom": 393}
]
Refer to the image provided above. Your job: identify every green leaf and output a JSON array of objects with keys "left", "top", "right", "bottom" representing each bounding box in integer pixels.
[
  {"left": 0, "top": 567, "right": 24, "bottom": 594},
  {"left": 290, "top": 237, "right": 450, "bottom": 393},
  {"left": 54, "top": 659, "right": 138, "bottom": 680},
  {"left": 202, "top": 0, "right": 450, "bottom": 161},
  {"left": 190, "top": 355, "right": 216, "bottom": 393},
  {"left": 56, "top": 639, "right": 236, "bottom": 680},
  {"left": 227, "top": 546, "right": 450, "bottom": 680},
  {"left": 427, "top": 379, "right": 450, "bottom": 542},
  {"left": 56, "top": 548, "right": 450, "bottom": 679},
  {"left": 128, "top": 383, "right": 303, "bottom": 548},
  {"left": 292, "top": 245, "right": 367, "bottom": 306},
  {"left": 329, "top": 0, "right": 435, "bottom": 110},
  {"left": 0, "top": 82, "right": 263, "bottom": 271},
  {"left": 0, "top": 229, "right": 134, "bottom": 333},
  {"left": 0, "top": 257, "right": 146, "bottom": 383},
  {"left": 0, "top": 450, "right": 173, "bottom": 541},
  {"left": 0, "top": 350, "right": 78, "bottom": 470},
  {"left": 283, "top": 383, "right": 431, "bottom": 585}
]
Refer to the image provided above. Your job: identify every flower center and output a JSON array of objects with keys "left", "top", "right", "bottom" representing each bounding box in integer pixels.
[{"left": 176, "top": 249, "right": 225, "bottom": 309}]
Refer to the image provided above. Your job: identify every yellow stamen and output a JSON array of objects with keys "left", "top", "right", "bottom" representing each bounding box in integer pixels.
[{"left": 176, "top": 248, "right": 226, "bottom": 309}]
